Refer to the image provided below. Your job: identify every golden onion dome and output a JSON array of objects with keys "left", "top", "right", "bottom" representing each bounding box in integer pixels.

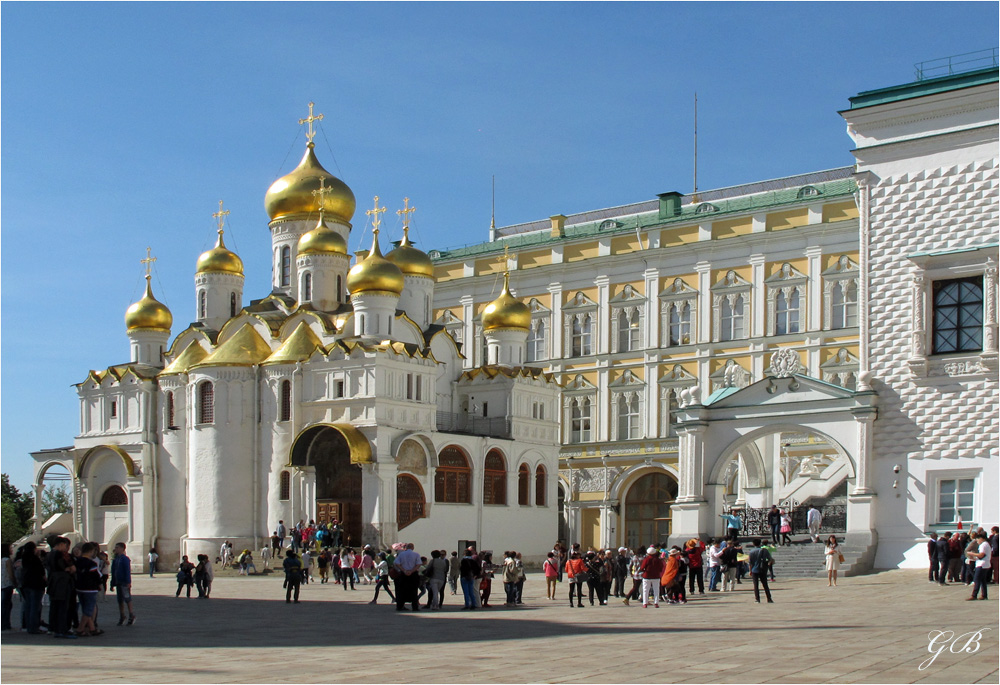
[
  {"left": 385, "top": 227, "right": 434, "bottom": 279},
  {"left": 125, "top": 276, "right": 173, "bottom": 332},
  {"left": 297, "top": 214, "right": 348, "bottom": 256},
  {"left": 482, "top": 272, "right": 531, "bottom": 331},
  {"left": 196, "top": 230, "right": 244, "bottom": 275},
  {"left": 265, "top": 143, "right": 356, "bottom": 223},
  {"left": 347, "top": 229, "right": 405, "bottom": 296}
]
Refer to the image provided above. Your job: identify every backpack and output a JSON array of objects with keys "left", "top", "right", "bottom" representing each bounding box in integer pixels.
[{"left": 750, "top": 548, "right": 772, "bottom": 575}]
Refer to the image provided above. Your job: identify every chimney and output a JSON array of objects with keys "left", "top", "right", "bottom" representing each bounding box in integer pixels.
[
  {"left": 550, "top": 214, "right": 567, "bottom": 238},
  {"left": 658, "top": 192, "right": 683, "bottom": 219}
]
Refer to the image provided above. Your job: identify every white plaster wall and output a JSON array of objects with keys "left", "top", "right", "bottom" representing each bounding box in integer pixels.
[{"left": 195, "top": 272, "right": 243, "bottom": 331}]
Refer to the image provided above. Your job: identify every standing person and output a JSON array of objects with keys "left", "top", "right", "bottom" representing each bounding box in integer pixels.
[
  {"left": 639, "top": 546, "right": 665, "bottom": 608},
  {"left": 564, "top": 551, "right": 586, "bottom": 608},
  {"left": 947, "top": 532, "right": 964, "bottom": 583},
  {"left": 720, "top": 539, "right": 741, "bottom": 592},
  {"left": 622, "top": 547, "right": 645, "bottom": 606},
  {"left": 202, "top": 554, "right": 214, "bottom": 598},
  {"left": 45, "top": 537, "right": 76, "bottom": 639},
  {"left": 767, "top": 505, "right": 782, "bottom": 546},
  {"left": 448, "top": 551, "right": 460, "bottom": 595},
  {"left": 175, "top": 556, "right": 195, "bottom": 597},
  {"left": 779, "top": 509, "right": 793, "bottom": 546},
  {"left": 748, "top": 538, "right": 774, "bottom": 603},
  {"left": 194, "top": 555, "right": 210, "bottom": 598},
  {"left": 825, "top": 535, "right": 842, "bottom": 587},
  {"left": 147, "top": 548, "right": 158, "bottom": 578},
  {"left": 0, "top": 544, "right": 14, "bottom": 632},
  {"left": 502, "top": 551, "right": 519, "bottom": 607},
  {"left": 613, "top": 548, "right": 629, "bottom": 598},
  {"left": 393, "top": 543, "right": 422, "bottom": 612},
  {"left": 74, "top": 542, "right": 103, "bottom": 636},
  {"left": 109, "top": 542, "right": 135, "bottom": 626},
  {"left": 316, "top": 549, "right": 330, "bottom": 583},
  {"left": 685, "top": 538, "right": 706, "bottom": 595},
  {"left": 18, "top": 543, "right": 46, "bottom": 634},
  {"left": 339, "top": 548, "right": 355, "bottom": 590},
  {"left": 220, "top": 541, "right": 231, "bottom": 568},
  {"left": 276, "top": 520, "right": 287, "bottom": 552},
  {"left": 807, "top": 506, "right": 823, "bottom": 543},
  {"left": 555, "top": 543, "right": 568, "bottom": 583},
  {"left": 360, "top": 548, "right": 375, "bottom": 584},
  {"left": 369, "top": 552, "right": 396, "bottom": 604},
  {"left": 514, "top": 552, "right": 527, "bottom": 605},
  {"left": 583, "top": 552, "right": 604, "bottom": 606},
  {"left": 720, "top": 513, "right": 742, "bottom": 543},
  {"left": 935, "top": 532, "right": 951, "bottom": 587},
  {"left": 260, "top": 544, "right": 272, "bottom": 571},
  {"left": 459, "top": 548, "right": 481, "bottom": 610},
  {"left": 300, "top": 549, "right": 313, "bottom": 584},
  {"left": 967, "top": 531, "right": 992, "bottom": 600},
  {"left": 479, "top": 552, "right": 496, "bottom": 608},
  {"left": 425, "top": 550, "right": 448, "bottom": 610},
  {"left": 282, "top": 550, "right": 302, "bottom": 603},
  {"left": 990, "top": 526, "right": 999, "bottom": 585},
  {"left": 926, "top": 532, "right": 940, "bottom": 582},
  {"left": 963, "top": 534, "right": 978, "bottom": 585},
  {"left": 543, "top": 552, "right": 559, "bottom": 600},
  {"left": 707, "top": 539, "right": 723, "bottom": 591}
]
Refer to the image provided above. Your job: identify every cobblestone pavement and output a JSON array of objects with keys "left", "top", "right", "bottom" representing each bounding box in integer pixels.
[{"left": 1, "top": 569, "right": 997, "bottom": 684}]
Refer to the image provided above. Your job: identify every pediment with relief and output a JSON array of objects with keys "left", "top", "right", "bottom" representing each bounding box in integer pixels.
[
  {"left": 659, "top": 277, "right": 698, "bottom": 300},
  {"left": 821, "top": 255, "right": 859, "bottom": 278},
  {"left": 527, "top": 297, "right": 550, "bottom": 314},
  {"left": 658, "top": 363, "right": 697, "bottom": 386},
  {"left": 608, "top": 369, "right": 644, "bottom": 389},
  {"left": 609, "top": 284, "right": 645, "bottom": 304},
  {"left": 711, "top": 270, "right": 751, "bottom": 291},
  {"left": 563, "top": 373, "right": 597, "bottom": 392},
  {"left": 564, "top": 291, "right": 598, "bottom": 310},
  {"left": 765, "top": 262, "right": 808, "bottom": 286},
  {"left": 434, "top": 310, "right": 464, "bottom": 326}
]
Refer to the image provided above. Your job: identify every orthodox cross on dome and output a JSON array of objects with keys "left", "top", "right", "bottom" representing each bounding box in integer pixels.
[
  {"left": 495, "top": 244, "right": 512, "bottom": 275},
  {"left": 366, "top": 195, "right": 386, "bottom": 234},
  {"left": 140, "top": 247, "right": 157, "bottom": 281},
  {"left": 299, "top": 101, "right": 324, "bottom": 145},
  {"left": 312, "top": 178, "right": 332, "bottom": 219},
  {"left": 397, "top": 197, "right": 416, "bottom": 235},
  {"left": 212, "top": 200, "right": 230, "bottom": 235}
]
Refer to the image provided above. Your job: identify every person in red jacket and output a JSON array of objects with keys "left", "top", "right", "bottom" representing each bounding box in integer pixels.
[
  {"left": 564, "top": 552, "right": 587, "bottom": 608},
  {"left": 684, "top": 538, "right": 706, "bottom": 595},
  {"left": 639, "top": 547, "right": 665, "bottom": 608}
]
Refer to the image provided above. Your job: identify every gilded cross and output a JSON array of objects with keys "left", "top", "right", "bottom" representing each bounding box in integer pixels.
[
  {"left": 140, "top": 247, "right": 157, "bottom": 279},
  {"left": 212, "top": 200, "right": 230, "bottom": 233},
  {"left": 299, "top": 101, "right": 324, "bottom": 144},
  {"left": 366, "top": 195, "right": 386, "bottom": 234},
  {"left": 396, "top": 197, "right": 416, "bottom": 234},
  {"left": 312, "top": 178, "right": 332, "bottom": 218},
  {"left": 495, "top": 244, "right": 511, "bottom": 273}
]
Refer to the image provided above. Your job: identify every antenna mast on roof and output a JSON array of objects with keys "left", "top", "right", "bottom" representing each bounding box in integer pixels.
[
  {"left": 490, "top": 175, "right": 497, "bottom": 241},
  {"left": 693, "top": 92, "right": 699, "bottom": 201}
]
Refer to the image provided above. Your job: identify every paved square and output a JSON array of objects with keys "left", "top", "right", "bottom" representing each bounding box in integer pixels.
[{"left": 1, "top": 569, "right": 997, "bottom": 684}]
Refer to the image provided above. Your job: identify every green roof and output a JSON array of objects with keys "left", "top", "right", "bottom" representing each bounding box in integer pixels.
[
  {"left": 846, "top": 66, "right": 999, "bottom": 110},
  {"left": 432, "top": 176, "right": 857, "bottom": 262}
]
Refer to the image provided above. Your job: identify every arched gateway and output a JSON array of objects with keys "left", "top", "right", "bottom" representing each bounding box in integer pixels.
[{"left": 290, "top": 423, "right": 372, "bottom": 546}]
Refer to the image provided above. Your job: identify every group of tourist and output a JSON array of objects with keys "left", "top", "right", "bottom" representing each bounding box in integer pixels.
[
  {"left": 1, "top": 538, "right": 135, "bottom": 638},
  {"left": 927, "top": 526, "right": 998, "bottom": 600},
  {"left": 269, "top": 518, "right": 344, "bottom": 557}
]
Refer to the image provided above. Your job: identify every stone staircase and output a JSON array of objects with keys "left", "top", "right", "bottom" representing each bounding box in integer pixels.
[{"left": 765, "top": 535, "right": 872, "bottom": 578}]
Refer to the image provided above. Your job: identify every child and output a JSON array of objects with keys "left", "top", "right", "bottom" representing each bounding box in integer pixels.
[{"left": 75, "top": 542, "right": 103, "bottom": 636}]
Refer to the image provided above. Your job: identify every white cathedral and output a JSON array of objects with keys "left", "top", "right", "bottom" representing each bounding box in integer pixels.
[{"left": 30, "top": 116, "right": 562, "bottom": 566}]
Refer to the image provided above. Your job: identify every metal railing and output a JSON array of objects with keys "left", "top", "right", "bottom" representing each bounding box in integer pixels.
[
  {"left": 436, "top": 411, "right": 512, "bottom": 439},
  {"left": 914, "top": 48, "right": 999, "bottom": 81}
]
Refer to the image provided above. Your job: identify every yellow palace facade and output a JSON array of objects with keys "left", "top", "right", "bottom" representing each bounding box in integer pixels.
[{"left": 430, "top": 167, "right": 863, "bottom": 552}]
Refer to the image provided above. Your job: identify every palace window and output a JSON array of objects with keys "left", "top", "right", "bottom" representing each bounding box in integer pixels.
[
  {"left": 435, "top": 446, "right": 471, "bottom": 504},
  {"left": 932, "top": 277, "right": 983, "bottom": 354},
  {"left": 518, "top": 463, "right": 530, "bottom": 506},
  {"left": 279, "top": 380, "right": 292, "bottom": 422},
  {"left": 397, "top": 474, "right": 426, "bottom": 530},
  {"left": 775, "top": 288, "right": 802, "bottom": 335},
  {"left": 279, "top": 471, "right": 291, "bottom": 501},
  {"left": 483, "top": 450, "right": 507, "bottom": 505},
  {"left": 197, "top": 381, "right": 214, "bottom": 424},
  {"left": 936, "top": 477, "right": 975, "bottom": 525},
  {"left": 535, "top": 465, "right": 547, "bottom": 506},
  {"left": 570, "top": 314, "right": 593, "bottom": 357},
  {"left": 831, "top": 281, "right": 858, "bottom": 329},
  {"left": 616, "top": 393, "right": 641, "bottom": 440},
  {"left": 569, "top": 397, "right": 593, "bottom": 443},
  {"left": 280, "top": 246, "right": 291, "bottom": 287},
  {"left": 99, "top": 485, "right": 128, "bottom": 507},
  {"left": 615, "top": 307, "right": 641, "bottom": 352},
  {"left": 720, "top": 295, "right": 746, "bottom": 341},
  {"left": 526, "top": 319, "right": 547, "bottom": 363},
  {"left": 667, "top": 302, "right": 692, "bottom": 346}
]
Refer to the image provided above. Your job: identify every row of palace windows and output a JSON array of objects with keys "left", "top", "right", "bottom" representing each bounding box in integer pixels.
[{"left": 518, "top": 277, "right": 859, "bottom": 362}]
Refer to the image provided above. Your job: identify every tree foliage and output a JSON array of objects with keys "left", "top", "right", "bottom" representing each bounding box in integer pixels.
[
  {"left": 1, "top": 474, "right": 34, "bottom": 543},
  {"left": 41, "top": 483, "right": 73, "bottom": 520}
]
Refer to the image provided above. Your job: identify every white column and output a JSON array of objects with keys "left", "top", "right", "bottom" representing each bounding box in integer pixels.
[
  {"left": 749, "top": 254, "right": 766, "bottom": 338},
  {"left": 549, "top": 284, "right": 563, "bottom": 360},
  {"left": 595, "top": 275, "right": 610, "bottom": 356},
  {"left": 695, "top": 262, "right": 712, "bottom": 344},
  {"left": 805, "top": 246, "right": 823, "bottom": 332}
]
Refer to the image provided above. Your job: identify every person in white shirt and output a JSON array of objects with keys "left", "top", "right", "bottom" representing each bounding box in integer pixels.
[
  {"left": 147, "top": 548, "right": 159, "bottom": 578},
  {"left": 807, "top": 507, "right": 823, "bottom": 543},
  {"left": 967, "top": 531, "right": 992, "bottom": 600},
  {"left": 260, "top": 545, "right": 272, "bottom": 570},
  {"left": 707, "top": 539, "right": 723, "bottom": 591}
]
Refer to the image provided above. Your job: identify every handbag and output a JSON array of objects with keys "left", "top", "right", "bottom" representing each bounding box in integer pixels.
[
  {"left": 387, "top": 566, "right": 400, "bottom": 580},
  {"left": 838, "top": 552, "right": 845, "bottom": 564}
]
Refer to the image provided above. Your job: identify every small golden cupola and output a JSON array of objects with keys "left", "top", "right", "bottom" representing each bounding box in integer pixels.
[
  {"left": 196, "top": 229, "right": 244, "bottom": 275},
  {"left": 264, "top": 103, "right": 356, "bottom": 223},
  {"left": 126, "top": 275, "right": 173, "bottom": 332},
  {"left": 482, "top": 271, "right": 531, "bottom": 331},
  {"left": 347, "top": 197, "right": 405, "bottom": 296},
  {"left": 297, "top": 211, "right": 348, "bottom": 256},
  {"left": 385, "top": 197, "right": 434, "bottom": 279}
]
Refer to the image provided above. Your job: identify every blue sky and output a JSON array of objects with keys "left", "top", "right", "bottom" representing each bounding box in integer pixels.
[{"left": 2, "top": 2, "right": 997, "bottom": 490}]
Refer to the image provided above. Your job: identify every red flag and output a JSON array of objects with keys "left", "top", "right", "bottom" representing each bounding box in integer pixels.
[{"left": 957, "top": 515, "right": 963, "bottom": 530}]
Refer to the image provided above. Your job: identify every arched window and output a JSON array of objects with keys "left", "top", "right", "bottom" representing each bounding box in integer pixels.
[
  {"left": 775, "top": 288, "right": 801, "bottom": 335},
  {"left": 166, "top": 391, "right": 176, "bottom": 429},
  {"left": 617, "top": 394, "right": 640, "bottom": 440},
  {"left": 279, "top": 471, "right": 291, "bottom": 500},
  {"left": 230, "top": 292, "right": 238, "bottom": 318},
  {"left": 668, "top": 302, "right": 692, "bottom": 346},
  {"left": 280, "top": 245, "right": 291, "bottom": 287},
  {"left": 199, "top": 290, "right": 207, "bottom": 319},
  {"left": 535, "top": 465, "right": 547, "bottom": 506},
  {"left": 720, "top": 295, "right": 745, "bottom": 341},
  {"left": 100, "top": 485, "right": 128, "bottom": 506},
  {"left": 518, "top": 463, "right": 530, "bottom": 505},
  {"left": 483, "top": 449, "right": 506, "bottom": 505},
  {"left": 397, "top": 474, "right": 426, "bottom": 530},
  {"left": 303, "top": 272, "right": 312, "bottom": 301},
  {"left": 435, "top": 445, "right": 471, "bottom": 504},
  {"left": 570, "top": 397, "right": 592, "bottom": 443},
  {"left": 279, "top": 380, "right": 292, "bottom": 422},
  {"left": 617, "top": 308, "right": 640, "bottom": 352},
  {"left": 625, "top": 472, "right": 678, "bottom": 548},
  {"left": 831, "top": 281, "right": 858, "bottom": 329},
  {"left": 527, "top": 319, "right": 546, "bottom": 362},
  {"left": 197, "top": 381, "right": 214, "bottom": 424},
  {"left": 336, "top": 275, "right": 343, "bottom": 303}
]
